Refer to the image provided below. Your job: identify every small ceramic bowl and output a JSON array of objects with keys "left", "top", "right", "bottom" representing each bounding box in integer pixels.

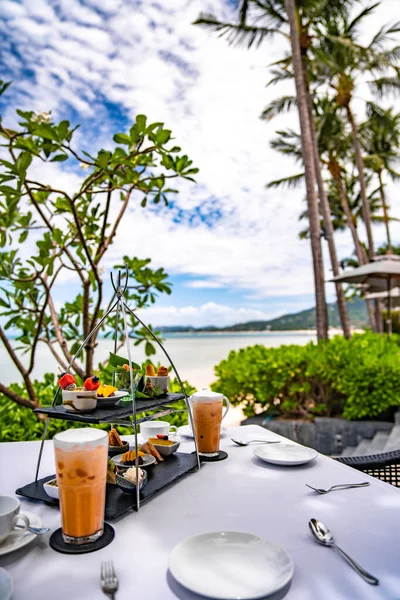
[
  {"left": 147, "top": 375, "right": 170, "bottom": 392},
  {"left": 116, "top": 470, "right": 147, "bottom": 494},
  {"left": 108, "top": 441, "right": 129, "bottom": 458},
  {"left": 43, "top": 478, "right": 59, "bottom": 499},
  {"left": 62, "top": 389, "right": 97, "bottom": 412},
  {"left": 152, "top": 438, "right": 180, "bottom": 458}
]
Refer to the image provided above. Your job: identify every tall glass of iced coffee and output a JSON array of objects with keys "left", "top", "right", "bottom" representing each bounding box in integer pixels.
[
  {"left": 53, "top": 428, "right": 108, "bottom": 545},
  {"left": 191, "top": 389, "right": 230, "bottom": 457}
]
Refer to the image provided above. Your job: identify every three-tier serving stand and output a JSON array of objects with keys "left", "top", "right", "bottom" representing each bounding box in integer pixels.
[{"left": 16, "top": 269, "right": 200, "bottom": 517}]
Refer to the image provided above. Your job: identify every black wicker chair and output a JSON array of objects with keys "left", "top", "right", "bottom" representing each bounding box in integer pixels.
[{"left": 335, "top": 449, "right": 400, "bottom": 487}]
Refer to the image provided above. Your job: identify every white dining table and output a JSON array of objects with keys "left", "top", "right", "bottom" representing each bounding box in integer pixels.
[{"left": 1, "top": 424, "right": 400, "bottom": 600}]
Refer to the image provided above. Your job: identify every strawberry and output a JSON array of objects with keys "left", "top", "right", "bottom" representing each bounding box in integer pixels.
[
  {"left": 157, "top": 434, "right": 168, "bottom": 440},
  {"left": 58, "top": 373, "right": 76, "bottom": 390},
  {"left": 84, "top": 376, "right": 100, "bottom": 391}
]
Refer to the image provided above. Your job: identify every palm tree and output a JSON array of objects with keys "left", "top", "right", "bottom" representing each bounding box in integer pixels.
[
  {"left": 311, "top": 6, "right": 400, "bottom": 259},
  {"left": 361, "top": 103, "right": 400, "bottom": 252},
  {"left": 194, "top": 1, "right": 352, "bottom": 341}
]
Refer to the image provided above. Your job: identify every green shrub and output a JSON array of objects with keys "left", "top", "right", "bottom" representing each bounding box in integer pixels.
[
  {"left": 0, "top": 374, "right": 194, "bottom": 443},
  {"left": 212, "top": 332, "right": 400, "bottom": 421}
]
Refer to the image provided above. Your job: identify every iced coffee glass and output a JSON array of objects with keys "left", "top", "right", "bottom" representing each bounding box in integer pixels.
[
  {"left": 191, "top": 389, "right": 230, "bottom": 457},
  {"left": 53, "top": 428, "right": 108, "bottom": 545}
]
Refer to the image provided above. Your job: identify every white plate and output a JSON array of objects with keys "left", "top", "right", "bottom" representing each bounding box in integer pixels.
[
  {"left": 169, "top": 531, "right": 294, "bottom": 599},
  {"left": 0, "top": 567, "right": 13, "bottom": 600},
  {"left": 97, "top": 391, "right": 129, "bottom": 401},
  {"left": 253, "top": 443, "right": 318, "bottom": 466},
  {"left": 177, "top": 425, "right": 227, "bottom": 439},
  {"left": 0, "top": 512, "right": 42, "bottom": 557},
  {"left": 111, "top": 453, "right": 156, "bottom": 468}
]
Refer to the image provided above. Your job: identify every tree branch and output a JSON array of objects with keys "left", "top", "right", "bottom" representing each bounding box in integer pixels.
[
  {"left": 45, "top": 287, "right": 85, "bottom": 379},
  {"left": 0, "top": 383, "right": 37, "bottom": 409},
  {"left": 0, "top": 325, "right": 37, "bottom": 404}
]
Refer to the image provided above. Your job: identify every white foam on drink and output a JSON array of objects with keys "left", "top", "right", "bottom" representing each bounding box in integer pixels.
[{"left": 54, "top": 428, "right": 107, "bottom": 448}]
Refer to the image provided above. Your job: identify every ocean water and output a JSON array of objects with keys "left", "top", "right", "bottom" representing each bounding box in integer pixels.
[{"left": 1, "top": 332, "right": 316, "bottom": 390}]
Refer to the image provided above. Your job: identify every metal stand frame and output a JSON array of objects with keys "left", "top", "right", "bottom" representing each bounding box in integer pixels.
[{"left": 34, "top": 267, "right": 200, "bottom": 511}]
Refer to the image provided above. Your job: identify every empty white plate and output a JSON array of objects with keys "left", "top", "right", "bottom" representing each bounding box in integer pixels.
[
  {"left": 177, "top": 425, "right": 227, "bottom": 439},
  {"left": 253, "top": 443, "right": 318, "bottom": 466},
  {"left": 169, "top": 531, "right": 293, "bottom": 599}
]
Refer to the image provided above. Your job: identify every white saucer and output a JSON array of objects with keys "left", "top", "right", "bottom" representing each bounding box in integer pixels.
[
  {"left": 0, "top": 512, "right": 42, "bottom": 557},
  {"left": 0, "top": 567, "right": 13, "bottom": 600},
  {"left": 253, "top": 443, "right": 318, "bottom": 466},
  {"left": 177, "top": 425, "right": 227, "bottom": 439},
  {"left": 169, "top": 531, "right": 294, "bottom": 599}
]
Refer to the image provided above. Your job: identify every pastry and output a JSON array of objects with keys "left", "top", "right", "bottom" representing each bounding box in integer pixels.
[
  {"left": 157, "top": 366, "right": 168, "bottom": 376},
  {"left": 107, "top": 459, "right": 116, "bottom": 484},
  {"left": 108, "top": 428, "right": 123, "bottom": 447},
  {"left": 145, "top": 364, "right": 156, "bottom": 376},
  {"left": 148, "top": 437, "right": 175, "bottom": 447},
  {"left": 140, "top": 440, "right": 163, "bottom": 463},
  {"left": 121, "top": 450, "right": 145, "bottom": 465}
]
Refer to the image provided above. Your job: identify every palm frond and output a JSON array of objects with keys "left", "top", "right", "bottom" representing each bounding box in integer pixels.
[
  {"left": 193, "top": 13, "right": 279, "bottom": 48},
  {"left": 368, "top": 76, "right": 400, "bottom": 98},
  {"left": 239, "top": 0, "right": 250, "bottom": 26},
  {"left": 347, "top": 3, "right": 379, "bottom": 35},
  {"left": 267, "top": 66, "right": 294, "bottom": 86},
  {"left": 266, "top": 172, "right": 305, "bottom": 189},
  {"left": 261, "top": 96, "right": 297, "bottom": 121},
  {"left": 369, "top": 21, "right": 400, "bottom": 50}
]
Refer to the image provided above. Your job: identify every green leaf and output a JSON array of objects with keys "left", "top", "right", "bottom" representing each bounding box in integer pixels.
[
  {"left": 18, "top": 230, "right": 28, "bottom": 243},
  {"left": 136, "top": 115, "right": 147, "bottom": 133},
  {"left": 32, "top": 124, "right": 59, "bottom": 141},
  {"left": 50, "top": 154, "right": 68, "bottom": 162},
  {"left": 145, "top": 341, "right": 156, "bottom": 356},
  {"left": 113, "top": 133, "right": 131, "bottom": 145},
  {"left": 109, "top": 352, "right": 129, "bottom": 367}
]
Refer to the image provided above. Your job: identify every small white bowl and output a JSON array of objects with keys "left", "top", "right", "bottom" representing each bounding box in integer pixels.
[
  {"left": 152, "top": 438, "right": 180, "bottom": 457},
  {"left": 147, "top": 375, "right": 170, "bottom": 392},
  {"left": 43, "top": 478, "right": 59, "bottom": 499},
  {"left": 62, "top": 389, "right": 97, "bottom": 412}
]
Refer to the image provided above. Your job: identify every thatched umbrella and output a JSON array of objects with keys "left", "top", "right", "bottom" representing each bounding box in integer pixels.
[{"left": 330, "top": 256, "right": 400, "bottom": 335}]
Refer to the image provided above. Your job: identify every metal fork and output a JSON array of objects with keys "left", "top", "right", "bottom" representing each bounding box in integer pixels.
[
  {"left": 306, "top": 482, "right": 370, "bottom": 495},
  {"left": 101, "top": 560, "right": 119, "bottom": 599}
]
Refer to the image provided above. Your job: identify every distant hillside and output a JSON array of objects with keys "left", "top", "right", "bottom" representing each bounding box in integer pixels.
[{"left": 160, "top": 298, "right": 368, "bottom": 333}]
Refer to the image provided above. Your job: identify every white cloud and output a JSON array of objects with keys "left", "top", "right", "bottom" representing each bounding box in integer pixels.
[
  {"left": 139, "top": 301, "right": 277, "bottom": 328},
  {"left": 186, "top": 280, "right": 223, "bottom": 289}
]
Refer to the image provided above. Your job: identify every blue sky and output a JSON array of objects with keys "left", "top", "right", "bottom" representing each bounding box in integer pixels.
[{"left": 1, "top": 0, "right": 399, "bottom": 327}]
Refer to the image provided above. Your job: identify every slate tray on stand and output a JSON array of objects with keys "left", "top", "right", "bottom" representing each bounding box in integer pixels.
[
  {"left": 34, "top": 393, "right": 185, "bottom": 424},
  {"left": 16, "top": 452, "right": 198, "bottom": 519}
]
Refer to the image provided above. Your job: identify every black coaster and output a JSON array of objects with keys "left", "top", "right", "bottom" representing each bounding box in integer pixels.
[
  {"left": 49, "top": 522, "right": 115, "bottom": 554},
  {"left": 199, "top": 450, "right": 228, "bottom": 462}
]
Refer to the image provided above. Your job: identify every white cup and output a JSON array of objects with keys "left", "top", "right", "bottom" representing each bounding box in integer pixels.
[
  {"left": 0, "top": 496, "right": 29, "bottom": 543},
  {"left": 140, "top": 420, "right": 178, "bottom": 441}
]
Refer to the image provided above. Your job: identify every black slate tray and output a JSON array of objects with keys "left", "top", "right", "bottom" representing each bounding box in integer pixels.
[
  {"left": 16, "top": 452, "right": 198, "bottom": 519},
  {"left": 33, "top": 393, "right": 185, "bottom": 424}
]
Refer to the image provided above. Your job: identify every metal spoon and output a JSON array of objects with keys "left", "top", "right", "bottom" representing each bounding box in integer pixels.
[
  {"left": 306, "top": 482, "right": 370, "bottom": 495},
  {"left": 231, "top": 438, "right": 281, "bottom": 446},
  {"left": 309, "top": 519, "right": 379, "bottom": 586},
  {"left": 16, "top": 524, "right": 50, "bottom": 535}
]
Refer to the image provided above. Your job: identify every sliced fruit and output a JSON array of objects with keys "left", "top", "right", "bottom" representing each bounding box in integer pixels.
[
  {"left": 58, "top": 373, "right": 76, "bottom": 390},
  {"left": 97, "top": 384, "right": 118, "bottom": 398},
  {"left": 84, "top": 376, "right": 100, "bottom": 391}
]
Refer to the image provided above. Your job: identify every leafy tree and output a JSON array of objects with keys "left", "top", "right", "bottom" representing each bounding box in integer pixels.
[{"left": 0, "top": 82, "right": 198, "bottom": 410}]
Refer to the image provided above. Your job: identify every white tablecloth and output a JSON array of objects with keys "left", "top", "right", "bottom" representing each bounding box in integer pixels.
[{"left": 1, "top": 424, "right": 400, "bottom": 600}]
